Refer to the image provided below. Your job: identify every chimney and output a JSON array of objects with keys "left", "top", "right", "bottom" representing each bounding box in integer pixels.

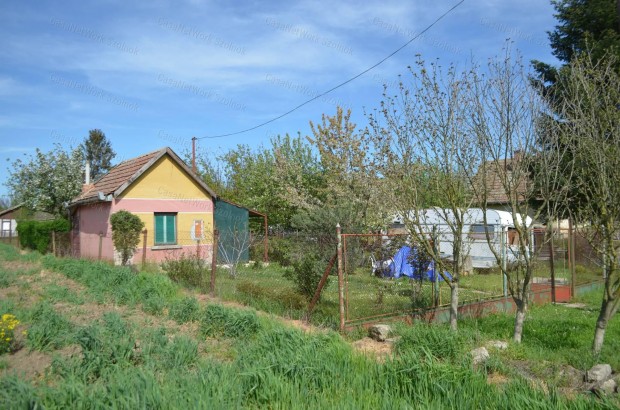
[
  {"left": 513, "top": 150, "right": 523, "bottom": 161},
  {"left": 82, "top": 162, "right": 94, "bottom": 193}
]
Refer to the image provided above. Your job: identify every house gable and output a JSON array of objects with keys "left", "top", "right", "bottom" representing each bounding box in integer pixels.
[{"left": 118, "top": 155, "right": 212, "bottom": 202}]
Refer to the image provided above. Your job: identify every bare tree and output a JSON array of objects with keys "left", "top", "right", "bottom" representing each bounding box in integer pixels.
[
  {"left": 368, "top": 59, "right": 478, "bottom": 331},
  {"left": 554, "top": 53, "right": 620, "bottom": 354},
  {"left": 465, "top": 49, "right": 569, "bottom": 343},
  {"left": 217, "top": 224, "right": 259, "bottom": 278}
]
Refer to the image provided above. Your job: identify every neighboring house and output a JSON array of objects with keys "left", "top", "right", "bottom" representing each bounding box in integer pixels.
[
  {"left": 69, "top": 147, "right": 219, "bottom": 264},
  {"left": 479, "top": 152, "right": 531, "bottom": 214},
  {"left": 0, "top": 204, "right": 54, "bottom": 238}
]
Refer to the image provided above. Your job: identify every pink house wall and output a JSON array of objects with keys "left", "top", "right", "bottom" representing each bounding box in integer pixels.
[
  {"left": 75, "top": 198, "right": 215, "bottom": 264},
  {"left": 75, "top": 202, "right": 114, "bottom": 260}
]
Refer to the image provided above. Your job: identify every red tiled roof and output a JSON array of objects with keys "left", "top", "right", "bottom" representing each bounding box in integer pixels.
[
  {"left": 70, "top": 147, "right": 217, "bottom": 206},
  {"left": 477, "top": 156, "right": 530, "bottom": 205}
]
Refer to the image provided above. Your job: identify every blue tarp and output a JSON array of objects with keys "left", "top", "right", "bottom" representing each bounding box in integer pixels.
[{"left": 387, "top": 246, "right": 452, "bottom": 282}]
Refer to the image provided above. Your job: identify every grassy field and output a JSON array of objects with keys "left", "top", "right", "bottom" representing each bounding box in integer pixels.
[
  {"left": 1, "top": 244, "right": 618, "bottom": 408},
  {"left": 209, "top": 260, "right": 602, "bottom": 326}
]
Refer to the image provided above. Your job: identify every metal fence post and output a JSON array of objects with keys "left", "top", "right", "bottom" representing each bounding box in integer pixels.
[
  {"left": 569, "top": 218, "right": 576, "bottom": 297},
  {"left": 142, "top": 229, "right": 147, "bottom": 267},
  {"left": 52, "top": 231, "right": 56, "bottom": 256},
  {"left": 502, "top": 229, "right": 508, "bottom": 298},
  {"left": 337, "top": 224, "right": 345, "bottom": 331},
  {"left": 432, "top": 226, "right": 439, "bottom": 307},
  {"left": 548, "top": 228, "right": 556, "bottom": 303},
  {"left": 98, "top": 232, "right": 103, "bottom": 260}
]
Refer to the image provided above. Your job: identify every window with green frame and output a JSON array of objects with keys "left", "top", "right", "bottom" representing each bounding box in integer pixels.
[{"left": 154, "top": 213, "right": 177, "bottom": 245}]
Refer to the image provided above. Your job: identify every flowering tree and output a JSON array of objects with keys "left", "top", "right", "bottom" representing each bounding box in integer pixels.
[{"left": 5, "top": 144, "right": 84, "bottom": 217}]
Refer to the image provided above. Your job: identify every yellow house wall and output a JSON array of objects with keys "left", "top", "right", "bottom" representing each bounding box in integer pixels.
[
  {"left": 121, "top": 156, "right": 209, "bottom": 200},
  {"left": 116, "top": 154, "right": 214, "bottom": 248}
]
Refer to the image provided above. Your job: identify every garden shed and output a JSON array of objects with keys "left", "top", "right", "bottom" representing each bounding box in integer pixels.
[{"left": 214, "top": 199, "right": 267, "bottom": 264}]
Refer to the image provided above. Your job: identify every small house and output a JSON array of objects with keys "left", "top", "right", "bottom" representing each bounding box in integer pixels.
[
  {"left": 69, "top": 147, "right": 218, "bottom": 264},
  {"left": 0, "top": 204, "right": 54, "bottom": 238}
]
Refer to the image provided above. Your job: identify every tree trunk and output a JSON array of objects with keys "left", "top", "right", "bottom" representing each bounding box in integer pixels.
[
  {"left": 513, "top": 300, "right": 526, "bottom": 343},
  {"left": 449, "top": 281, "right": 458, "bottom": 331},
  {"left": 593, "top": 297, "right": 616, "bottom": 354}
]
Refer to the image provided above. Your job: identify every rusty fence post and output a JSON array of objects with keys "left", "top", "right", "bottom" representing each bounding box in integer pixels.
[
  {"left": 337, "top": 224, "right": 345, "bottom": 331},
  {"left": 52, "top": 231, "right": 56, "bottom": 256},
  {"left": 98, "top": 233, "right": 103, "bottom": 260},
  {"left": 307, "top": 253, "right": 338, "bottom": 319},
  {"left": 569, "top": 219, "right": 576, "bottom": 297},
  {"left": 263, "top": 215, "right": 268, "bottom": 263},
  {"left": 210, "top": 229, "right": 219, "bottom": 297},
  {"left": 548, "top": 228, "right": 556, "bottom": 303},
  {"left": 142, "top": 229, "right": 147, "bottom": 268}
]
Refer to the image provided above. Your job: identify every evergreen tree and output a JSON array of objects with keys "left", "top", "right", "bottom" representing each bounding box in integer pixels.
[{"left": 81, "top": 129, "right": 116, "bottom": 181}]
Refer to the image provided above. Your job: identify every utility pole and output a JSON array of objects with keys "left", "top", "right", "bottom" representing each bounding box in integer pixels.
[{"left": 192, "top": 136, "right": 197, "bottom": 174}]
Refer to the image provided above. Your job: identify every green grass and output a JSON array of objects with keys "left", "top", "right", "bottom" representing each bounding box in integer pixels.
[
  {"left": 44, "top": 284, "right": 85, "bottom": 305},
  {"left": 207, "top": 260, "right": 602, "bottom": 327},
  {"left": 26, "top": 302, "right": 75, "bottom": 351},
  {"left": 1, "top": 244, "right": 618, "bottom": 408},
  {"left": 460, "top": 291, "right": 620, "bottom": 371},
  {"left": 41, "top": 255, "right": 179, "bottom": 309}
]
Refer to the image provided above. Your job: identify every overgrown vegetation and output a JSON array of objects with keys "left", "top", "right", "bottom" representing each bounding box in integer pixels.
[
  {"left": 162, "top": 253, "right": 206, "bottom": 288},
  {"left": 0, "top": 244, "right": 618, "bottom": 408}
]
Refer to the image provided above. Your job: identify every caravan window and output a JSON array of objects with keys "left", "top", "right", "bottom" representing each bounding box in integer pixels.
[{"left": 468, "top": 224, "right": 494, "bottom": 240}]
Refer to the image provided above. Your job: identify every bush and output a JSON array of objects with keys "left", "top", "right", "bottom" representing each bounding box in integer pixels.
[
  {"left": 284, "top": 253, "right": 327, "bottom": 301},
  {"left": 199, "top": 304, "right": 260, "bottom": 339},
  {"left": 110, "top": 210, "right": 144, "bottom": 266},
  {"left": 16, "top": 219, "right": 70, "bottom": 254},
  {"left": 162, "top": 253, "right": 206, "bottom": 288},
  {"left": 275, "top": 289, "right": 306, "bottom": 310},
  {"left": 268, "top": 238, "right": 294, "bottom": 267}
]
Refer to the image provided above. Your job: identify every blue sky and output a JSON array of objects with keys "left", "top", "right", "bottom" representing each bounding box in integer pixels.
[{"left": 0, "top": 0, "right": 560, "bottom": 200}]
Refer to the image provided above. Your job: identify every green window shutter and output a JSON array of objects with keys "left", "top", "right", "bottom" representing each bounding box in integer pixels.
[
  {"left": 155, "top": 213, "right": 177, "bottom": 245},
  {"left": 166, "top": 214, "right": 176, "bottom": 244},
  {"left": 155, "top": 214, "right": 165, "bottom": 244}
]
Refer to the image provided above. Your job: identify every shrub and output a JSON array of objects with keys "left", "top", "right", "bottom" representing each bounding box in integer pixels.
[
  {"left": 199, "top": 304, "right": 260, "bottom": 339},
  {"left": 268, "top": 237, "right": 294, "bottom": 267},
  {"left": 16, "top": 219, "right": 70, "bottom": 254},
  {"left": 284, "top": 253, "right": 327, "bottom": 301},
  {"left": 169, "top": 297, "right": 200, "bottom": 324},
  {"left": 110, "top": 210, "right": 144, "bottom": 266},
  {"left": 275, "top": 289, "right": 307, "bottom": 310},
  {"left": 162, "top": 253, "right": 206, "bottom": 288}
]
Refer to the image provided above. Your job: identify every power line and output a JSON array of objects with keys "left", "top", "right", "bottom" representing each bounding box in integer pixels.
[{"left": 198, "top": 0, "right": 465, "bottom": 140}]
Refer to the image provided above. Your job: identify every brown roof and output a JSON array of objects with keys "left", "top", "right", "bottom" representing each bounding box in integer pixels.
[
  {"left": 70, "top": 147, "right": 217, "bottom": 207},
  {"left": 0, "top": 204, "right": 55, "bottom": 221},
  {"left": 476, "top": 155, "right": 530, "bottom": 205}
]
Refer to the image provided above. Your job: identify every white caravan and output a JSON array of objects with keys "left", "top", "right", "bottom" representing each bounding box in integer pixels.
[{"left": 390, "top": 208, "right": 534, "bottom": 269}]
